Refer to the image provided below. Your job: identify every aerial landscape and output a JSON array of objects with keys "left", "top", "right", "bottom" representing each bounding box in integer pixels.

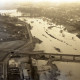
[{"left": 0, "top": 0, "right": 80, "bottom": 80}]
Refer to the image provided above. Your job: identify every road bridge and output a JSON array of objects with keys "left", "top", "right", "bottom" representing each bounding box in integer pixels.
[
  {"left": 9, "top": 51, "right": 80, "bottom": 63},
  {"left": 0, "top": 49, "right": 80, "bottom": 63}
]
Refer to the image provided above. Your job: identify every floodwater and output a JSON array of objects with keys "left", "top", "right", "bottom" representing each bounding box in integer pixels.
[
  {"left": 0, "top": 9, "right": 21, "bottom": 17},
  {"left": 0, "top": 10, "right": 80, "bottom": 80},
  {"left": 23, "top": 17, "right": 80, "bottom": 80},
  {"left": 22, "top": 18, "right": 80, "bottom": 54}
]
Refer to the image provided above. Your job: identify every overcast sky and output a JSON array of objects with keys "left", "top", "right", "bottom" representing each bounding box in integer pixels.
[
  {"left": 0, "top": 0, "right": 80, "bottom": 3},
  {"left": 0, "top": 0, "right": 80, "bottom": 5}
]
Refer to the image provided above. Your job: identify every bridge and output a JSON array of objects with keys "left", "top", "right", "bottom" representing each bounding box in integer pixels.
[
  {"left": 43, "top": 53, "right": 80, "bottom": 63},
  {"left": 0, "top": 50, "right": 80, "bottom": 63},
  {"left": 8, "top": 51, "right": 80, "bottom": 63}
]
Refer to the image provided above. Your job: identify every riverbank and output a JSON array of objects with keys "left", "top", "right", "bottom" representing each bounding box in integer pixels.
[{"left": 0, "top": 14, "right": 34, "bottom": 52}]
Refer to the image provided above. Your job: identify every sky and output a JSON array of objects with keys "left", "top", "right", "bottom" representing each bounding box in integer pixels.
[
  {"left": 18, "top": 0, "right": 80, "bottom": 2},
  {"left": 0, "top": 0, "right": 80, "bottom": 6},
  {"left": 0, "top": 0, "right": 80, "bottom": 3}
]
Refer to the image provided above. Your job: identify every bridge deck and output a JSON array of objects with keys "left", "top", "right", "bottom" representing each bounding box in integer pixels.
[
  {"left": 0, "top": 50, "right": 80, "bottom": 63},
  {"left": 13, "top": 51, "right": 80, "bottom": 63}
]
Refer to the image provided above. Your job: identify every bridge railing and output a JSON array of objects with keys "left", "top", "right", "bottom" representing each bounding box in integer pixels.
[
  {"left": 12, "top": 51, "right": 80, "bottom": 63},
  {"left": 0, "top": 50, "right": 80, "bottom": 63}
]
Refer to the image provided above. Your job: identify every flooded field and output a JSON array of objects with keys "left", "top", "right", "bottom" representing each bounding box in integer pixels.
[
  {"left": 23, "top": 17, "right": 80, "bottom": 80},
  {"left": 22, "top": 18, "right": 80, "bottom": 54},
  {"left": 0, "top": 9, "right": 21, "bottom": 17},
  {"left": 0, "top": 10, "right": 80, "bottom": 80}
]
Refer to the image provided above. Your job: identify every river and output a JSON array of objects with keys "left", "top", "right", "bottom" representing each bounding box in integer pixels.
[{"left": 0, "top": 10, "right": 80, "bottom": 80}]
